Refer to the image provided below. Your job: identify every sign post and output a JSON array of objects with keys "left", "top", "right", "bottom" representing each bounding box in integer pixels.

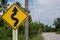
[
  {"left": 13, "top": 29, "right": 18, "bottom": 40},
  {"left": 1, "top": 3, "right": 28, "bottom": 40}
]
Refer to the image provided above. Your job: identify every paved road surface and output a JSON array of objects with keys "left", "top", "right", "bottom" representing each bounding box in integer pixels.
[{"left": 42, "top": 32, "right": 60, "bottom": 40}]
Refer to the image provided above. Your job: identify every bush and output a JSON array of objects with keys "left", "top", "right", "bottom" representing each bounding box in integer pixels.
[
  {"left": 18, "top": 34, "right": 25, "bottom": 40},
  {"left": 29, "top": 34, "right": 44, "bottom": 40},
  {"left": 56, "top": 28, "right": 60, "bottom": 34}
]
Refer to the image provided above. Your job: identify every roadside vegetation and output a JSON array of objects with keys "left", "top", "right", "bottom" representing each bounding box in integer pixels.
[
  {"left": 29, "top": 34, "right": 44, "bottom": 40},
  {"left": 53, "top": 18, "right": 60, "bottom": 34}
]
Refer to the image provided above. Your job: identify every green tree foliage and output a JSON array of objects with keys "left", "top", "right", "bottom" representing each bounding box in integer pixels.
[
  {"left": 1, "top": 0, "right": 8, "bottom": 5},
  {"left": 28, "top": 15, "right": 32, "bottom": 23},
  {"left": 0, "top": 16, "right": 4, "bottom": 27},
  {"left": 0, "top": 0, "right": 9, "bottom": 12},
  {"left": 0, "top": 16, "right": 12, "bottom": 40},
  {"left": 16, "top": 1, "right": 21, "bottom": 7},
  {"left": 0, "top": 4, "right": 2, "bottom": 12},
  {"left": 53, "top": 18, "right": 60, "bottom": 31},
  {"left": 44, "top": 25, "right": 51, "bottom": 32},
  {"left": 43, "top": 25, "right": 56, "bottom": 32},
  {"left": 0, "top": 1, "right": 12, "bottom": 40},
  {"left": 29, "top": 22, "right": 44, "bottom": 38}
]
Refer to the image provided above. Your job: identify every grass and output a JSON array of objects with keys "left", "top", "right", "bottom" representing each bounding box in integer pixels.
[
  {"left": 0, "top": 33, "right": 44, "bottom": 40},
  {"left": 18, "top": 34, "right": 25, "bottom": 40},
  {"left": 0, "top": 37, "right": 12, "bottom": 40},
  {"left": 29, "top": 34, "right": 44, "bottom": 40},
  {"left": 56, "top": 31, "right": 60, "bottom": 34},
  {"left": 18, "top": 33, "right": 44, "bottom": 40}
]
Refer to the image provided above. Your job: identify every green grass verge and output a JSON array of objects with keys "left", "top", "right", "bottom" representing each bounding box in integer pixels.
[
  {"left": 56, "top": 31, "right": 60, "bottom": 34},
  {"left": 0, "top": 34, "right": 44, "bottom": 40},
  {"left": 0, "top": 37, "right": 12, "bottom": 40},
  {"left": 18, "top": 34, "right": 25, "bottom": 40},
  {"left": 18, "top": 34, "right": 44, "bottom": 40},
  {"left": 29, "top": 34, "right": 44, "bottom": 40}
]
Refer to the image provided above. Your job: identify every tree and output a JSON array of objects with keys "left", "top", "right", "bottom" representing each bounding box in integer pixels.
[
  {"left": 0, "top": 1, "right": 12, "bottom": 40},
  {"left": 28, "top": 15, "right": 32, "bottom": 23},
  {"left": 0, "top": 0, "right": 9, "bottom": 12},
  {"left": 0, "top": 16, "right": 4, "bottom": 26},
  {"left": 16, "top": 1, "right": 21, "bottom": 7},
  {"left": 0, "top": 0, "right": 9, "bottom": 27},
  {"left": 29, "top": 21, "right": 44, "bottom": 38},
  {"left": 1, "top": 0, "right": 8, "bottom": 5},
  {"left": 53, "top": 18, "right": 60, "bottom": 31},
  {"left": 0, "top": 4, "right": 2, "bottom": 12}
]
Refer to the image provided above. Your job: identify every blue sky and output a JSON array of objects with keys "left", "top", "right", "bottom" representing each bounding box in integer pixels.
[
  {"left": 2, "top": 0, "right": 60, "bottom": 27},
  {"left": 8, "top": 0, "right": 25, "bottom": 7}
]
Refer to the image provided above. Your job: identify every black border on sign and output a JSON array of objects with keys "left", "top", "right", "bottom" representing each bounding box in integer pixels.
[{"left": 1, "top": 3, "right": 28, "bottom": 30}]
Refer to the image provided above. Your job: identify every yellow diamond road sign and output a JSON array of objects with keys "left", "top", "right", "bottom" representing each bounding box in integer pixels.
[{"left": 2, "top": 3, "right": 28, "bottom": 30}]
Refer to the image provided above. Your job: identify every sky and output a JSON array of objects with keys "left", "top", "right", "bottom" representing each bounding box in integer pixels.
[
  {"left": 29, "top": 0, "right": 60, "bottom": 27},
  {"left": 1, "top": 0, "right": 60, "bottom": 27},
  {"left": 8, "top": 0, "right": 25, "bottom": 7}
]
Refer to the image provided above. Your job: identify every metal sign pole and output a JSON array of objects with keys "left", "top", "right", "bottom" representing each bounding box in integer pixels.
[{"left": 13, "top": 29, "right": 18, "bottom": 40}]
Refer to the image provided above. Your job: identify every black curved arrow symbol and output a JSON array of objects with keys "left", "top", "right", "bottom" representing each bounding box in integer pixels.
[{"left": 11, "top": 7, "right": 19, "bottom": 27}]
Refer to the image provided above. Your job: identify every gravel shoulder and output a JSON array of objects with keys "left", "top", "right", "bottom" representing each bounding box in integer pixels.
[{"left": 42, "top": 32, "right": 60, "bottom": 40}]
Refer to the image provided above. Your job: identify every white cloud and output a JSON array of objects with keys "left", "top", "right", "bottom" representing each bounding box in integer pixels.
[{"left": 29, "top": 0, "right": 60, "bottom": 26}]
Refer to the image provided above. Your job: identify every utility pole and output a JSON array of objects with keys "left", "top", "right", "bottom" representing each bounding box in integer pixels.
[{"left": 25, "top": 0, "right": 29, "bottom": 40}]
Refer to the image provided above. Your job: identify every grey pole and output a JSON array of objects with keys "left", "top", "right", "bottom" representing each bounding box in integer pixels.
[{"left": 25, "top": 0, "right": 29, "bottom": 40}]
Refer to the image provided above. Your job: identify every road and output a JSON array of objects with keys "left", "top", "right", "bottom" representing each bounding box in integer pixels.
[{"left": 42, "top": 32, "right": 60, "bottom": 40}]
